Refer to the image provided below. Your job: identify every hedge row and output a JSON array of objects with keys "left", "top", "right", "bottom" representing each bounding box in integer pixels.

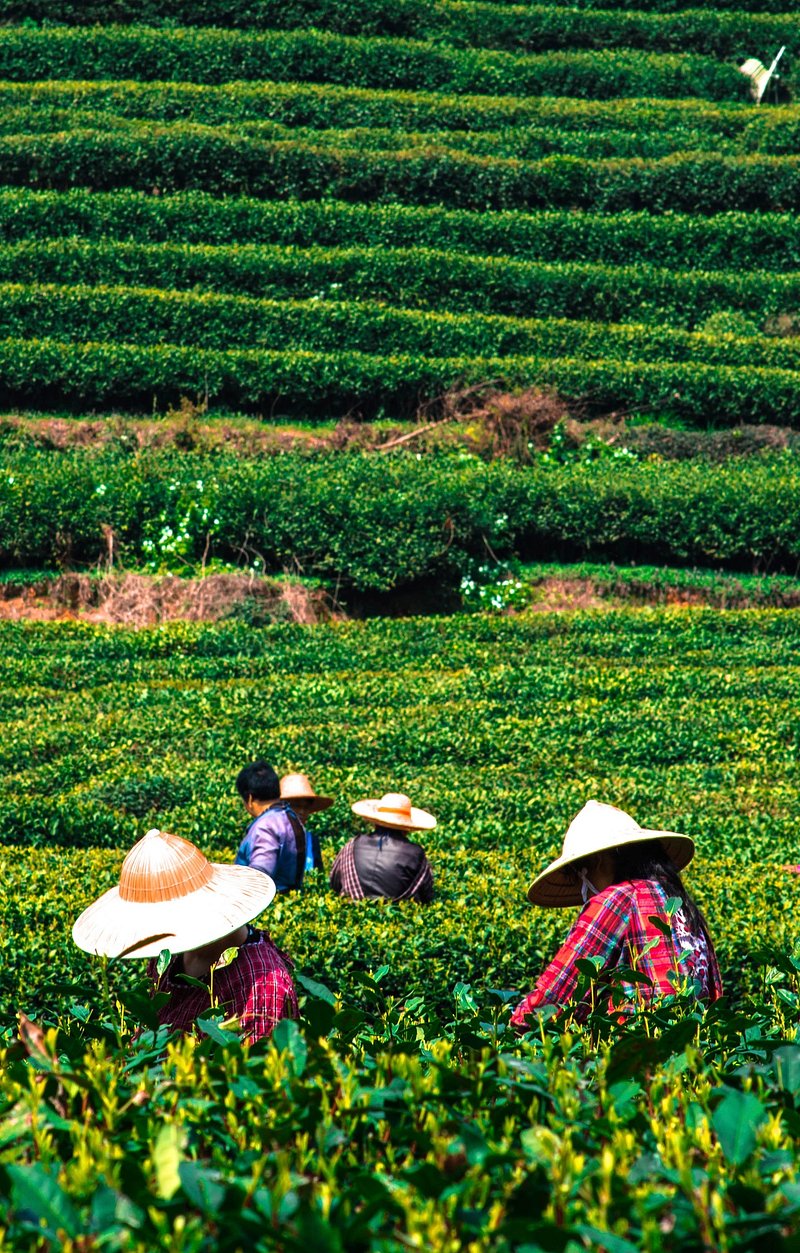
[
  {"left": 9, "top": 190, "right": 800, "bottom": 274},
  {"left": 3, "top": 240, "right": 797, "bottom": 328},
  {"left": 6, "top": 284, "right": 800, "bottom": 373},
  {"left": 0, "top": 0, "right": 793, "bottom": 56},
  {"left": 0, "top": 27, "right": 747, "bottom": 100},
  {"left": 0, "top": 108, "right": 741, "bottom": 162},
  {"left": 0, "top": 80, "right": 758, "bottom": 137},
  {"left": 0, "top": 336, "right": 799, "bottom": 424},
  {"left": 2, "top": 0, "right": 795, "bottom": 25},
  {"left": 433, "top": 7, "right": 800, "bottom": 57},
  {"left": 3, "top": 130, "right": 798, "bottom": 212},
  {"left": 496, "top": 0, "right": 798, "bottom": 11},
  {"left": 3, "top": 449, "right": 800, "bottom": 580}
]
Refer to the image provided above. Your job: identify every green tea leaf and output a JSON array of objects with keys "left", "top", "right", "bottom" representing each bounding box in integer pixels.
[
  {"left": 712, "top": 1088, "right": 767, "bottom": 1165},
  {"left": 152, "top": 1123, "right": 185, "bottom": 1200},
  {"left": 8, "top": 1164, "right": 79, "bottom": 1239}
]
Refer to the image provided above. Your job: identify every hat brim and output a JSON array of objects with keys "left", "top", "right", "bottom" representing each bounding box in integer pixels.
[
  {"left": 351, "top": 799, "right": 436, "bottom": 831},
  {"left": 283, "top": 795, "right": 333, "bottom": 813},
  {"left": 527, "top": 830, "right": 695, "bottom": 908},
  {"left": 72, "top": 863, "right": 277, "bottom": 958}
]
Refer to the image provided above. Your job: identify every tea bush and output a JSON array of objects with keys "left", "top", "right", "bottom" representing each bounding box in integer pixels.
[
  {"left": 4, "top": 129, "right": 798, "bottom": 211},
  {"left": 3, "top": 609, "right": 800, "bottom": 1249},
  {"left": 5, "top": 965, "right": 800, "bottom": 1251},
  {"left": 0, "top": 26, "right": 746, "bottom": 100},
  {"left": 0, "top": 0, "right": 795, "bottom": 56},
  {"left": 0, "top": 82, "right": 761, "bottom": 136},
  {"left": 4, "top": 451, "right": 800, "bottom": 577},
  {"left": 4, "top": 240, "right": 797, "bottom": 329},
  {"left": 9, "top": 187, "right": 800, "bottom": 272},
  {"left": 10, "top": 284, "right": 800, "bottom": 375}
]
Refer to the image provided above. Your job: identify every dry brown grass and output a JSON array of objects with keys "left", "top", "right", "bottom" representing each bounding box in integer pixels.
[{"left": 0, "top": 573, "right": 335, "bottom": 627}]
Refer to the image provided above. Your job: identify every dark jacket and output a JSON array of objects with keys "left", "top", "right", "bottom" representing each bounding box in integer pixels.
[{"left": 331, "top": 828, "right": 434, "bottom": 902}]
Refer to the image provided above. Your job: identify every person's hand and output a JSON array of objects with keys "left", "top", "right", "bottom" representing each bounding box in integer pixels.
[{"left": 782, "top": 864, "right": 800, "bottom": 874}]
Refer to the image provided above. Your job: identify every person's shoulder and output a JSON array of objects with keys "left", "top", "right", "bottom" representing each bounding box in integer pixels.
[
  {"left": 403, "top": 835, "right": 427, "bottom": 853},
  {"left": 255, "top": 804, "right": 292, "bottom": 831},
  {"left": 591, "top": 881, "right": 637, "bottom": 909},
  {"left": 248, "top": 930, "right": 293, "bottom": 970}
]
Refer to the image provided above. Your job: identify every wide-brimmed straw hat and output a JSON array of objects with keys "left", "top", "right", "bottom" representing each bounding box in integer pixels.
[
  {"left": 280, "top": 772, "right": 333, "bottom": 813},
  {"left": 351, "top": 792, "right": 436, "bottom": 832},
  {"left": 72, "top": 828, "right": 276, "bottom": 958},
  {"left": 528, "top": 800, "right": 695, "bottom": 908}
]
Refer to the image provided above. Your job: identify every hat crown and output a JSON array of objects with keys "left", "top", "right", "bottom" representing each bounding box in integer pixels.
[
  {"left": 376, "top": 793, "right": 413, "bottom": 820},
  {"left": 118, "top": 829, "right": 213, "bottom": 904},
  {"left": 280, "top": 772, "right": 315, "bottom": 798},
  {"left": 561, "top": 800, "right": 642, "bottom": 861}
]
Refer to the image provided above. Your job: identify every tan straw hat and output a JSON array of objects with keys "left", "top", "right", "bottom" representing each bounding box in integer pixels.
[
  {"left": 528, "top": 800, "right": 695, "bottom": 908},
  {"left": 72, "top": 828, "right": 276, "bottom": 958},
  {"left": 279, "top": 772, "right": 333, "bottom": 813},
  {"left": 351, "top": 792, "right": 436, "bottom": 832}
]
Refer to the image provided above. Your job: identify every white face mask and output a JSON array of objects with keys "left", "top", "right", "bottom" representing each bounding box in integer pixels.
[{"left": 579, "top": 867, "right": 600, "bottom": 904}]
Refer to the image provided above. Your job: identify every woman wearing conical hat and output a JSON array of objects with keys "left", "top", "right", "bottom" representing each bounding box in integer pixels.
[
  {"left": 330, "top": 792, "right": 436, "bottom": 903},
  {"left": 73, "top": 829, "right": 298, "bottom": 1043},
  {"left": 511, "top": 801, "right": 722, "bottom": 1031}
]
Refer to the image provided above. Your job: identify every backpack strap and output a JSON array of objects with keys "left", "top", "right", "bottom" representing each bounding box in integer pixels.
[{"left": 283, "top": 806, "right": 307, "bottom": 891}]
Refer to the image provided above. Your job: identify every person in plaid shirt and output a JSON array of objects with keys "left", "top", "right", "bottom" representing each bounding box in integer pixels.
[
  {"left": 512, "top": 801, "right": 722, "bottom": 1030},
  {"left": 150, "top": 923, "right": 297, "bottom": 1043},
  {"left": 73, "top": 827, "right": 298, "bottom": 1044}
]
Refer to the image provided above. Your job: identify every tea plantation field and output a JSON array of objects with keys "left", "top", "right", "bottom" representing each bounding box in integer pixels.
[
  {"left": 0, "top": 0, "right": 799, "bottom": 419},
  {"left": 3, "top": 609, "right": 800, "bottom": 1249}
]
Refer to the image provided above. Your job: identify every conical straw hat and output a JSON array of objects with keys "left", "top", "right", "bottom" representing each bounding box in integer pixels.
[
  {"left": 72, "top": 829, "right": 276, "bottom": 958},
  {"left": 527, "top": 800, "right": 695, "bottom": 908},
  {"left": 280, "top": 772, "right": 333, "bottom": 812},
  {"left": 351, "top": 792, "right": 436, "bottom": 831}
]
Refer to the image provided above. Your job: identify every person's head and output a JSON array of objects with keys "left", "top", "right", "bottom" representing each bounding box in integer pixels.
[
  {"left": 289, "top": 797, "right": 314, "bottom": 824},
  {"left": 527, "top": 801, "right": 695, "bottom": 909},
  {"left": 236, "top": 760, "right": 280, "bottom": 816},
  {"left": 279, "top": 773, "right": 333, "bottom": 825},
  {"left": 571, "top": 838, "right": 706, "bottom": 934}
]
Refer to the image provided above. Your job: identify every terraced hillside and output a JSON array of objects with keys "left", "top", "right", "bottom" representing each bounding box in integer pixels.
[{"left": 0, "top": 1, "right": 798, "bottom": 421}]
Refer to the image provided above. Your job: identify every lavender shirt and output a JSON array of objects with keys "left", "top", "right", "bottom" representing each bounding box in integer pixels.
[{"left": 235, "top": 801, "right": 306, "bottom": 892}]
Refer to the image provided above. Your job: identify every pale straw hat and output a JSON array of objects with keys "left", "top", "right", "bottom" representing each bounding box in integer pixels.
[
  {"left": 279, "top": 772, "right": 333, "bottom": 813},
  {"left": 72, "top": 828, "right": 276, "bottom": 958},
  {"left": 528, "top": 800, "right": 695, "bottom": 908},
  {"left": 351, "top": 792, "right": 436, "bottom": 832}
]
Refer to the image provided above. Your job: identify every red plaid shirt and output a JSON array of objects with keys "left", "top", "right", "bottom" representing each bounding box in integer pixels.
[
  {"left": 149, "top": 929, "right": 298, "bottom": 1043},
  {"left": 511, "top": 879, "right": 723, "bottom": 1030}
]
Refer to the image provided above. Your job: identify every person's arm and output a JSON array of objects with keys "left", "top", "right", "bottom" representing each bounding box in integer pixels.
[
  {"left": 510, "top": 885, "right": 632, "bottom": 1031},
  {"left": 329, "top": 845, "right": 344, "bottom": 892},
  {"left": 237, "top": 957, "right": 299, "bottom": 1042},
  {"left": 413, "top": 857, "right": 434, "bottom": 903},
  {"left": 244, "top": 814, "right": 282, "bottom": 878}
]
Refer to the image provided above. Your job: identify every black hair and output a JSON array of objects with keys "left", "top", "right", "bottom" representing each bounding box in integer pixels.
[
  {"left": 608, "top": 839, "right": 708, "bottom": 937},
  {"left": 236, "top": 760, "right": 280, "bottom": 802}
]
